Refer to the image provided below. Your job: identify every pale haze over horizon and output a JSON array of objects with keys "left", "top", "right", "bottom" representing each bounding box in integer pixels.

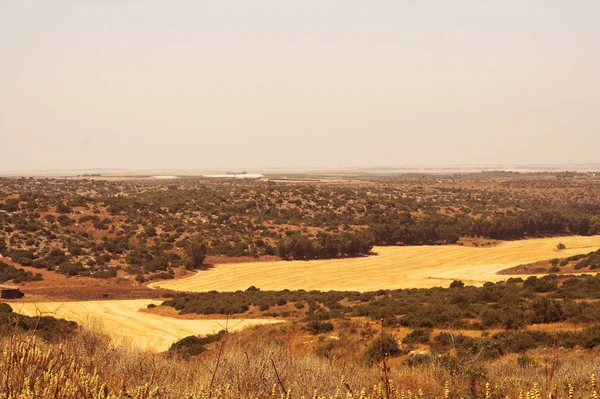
[{"left": 1, "top": 1, "right": 599, "bottom": 172}]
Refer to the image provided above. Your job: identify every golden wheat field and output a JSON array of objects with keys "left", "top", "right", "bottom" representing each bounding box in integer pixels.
[
  {"left": 151, "top": 235, "right": 600, "bottom": 292},
  {"left": 14, "top": 300, "right": 280, "bottom": 351}
]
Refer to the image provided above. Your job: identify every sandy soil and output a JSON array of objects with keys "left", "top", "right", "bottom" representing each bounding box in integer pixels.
[
  {"left": 150, "top": 236, "right": 600, "bottom": 292},
  {"left": 13, "top": 299, "right": 281, "bottom": 352}
]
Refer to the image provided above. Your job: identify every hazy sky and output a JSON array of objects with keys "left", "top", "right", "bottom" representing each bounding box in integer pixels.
[{"left": 1, "top": 1, "right": 599, "bottom": 172}]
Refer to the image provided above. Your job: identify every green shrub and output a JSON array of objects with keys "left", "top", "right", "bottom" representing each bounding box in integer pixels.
[
  {"left": 517, "top": 354, "right": 537, "bottom": 368},
  {"left": 403, "top": 329, "right": 431, "bottom": 344},
  {"left": 365, "top": 333, "right": 401, "bottom": 362}
]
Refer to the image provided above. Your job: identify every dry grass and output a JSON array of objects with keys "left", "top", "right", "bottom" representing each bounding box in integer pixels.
[
  {"left": 2, "top": 323, "right": 600, "bottom": 399},
  {"left": 151, "top": 235, "right": 600, "bottom": 292},
  {"left": 13, "top": 299, "right": 281, "bottom": 352}
]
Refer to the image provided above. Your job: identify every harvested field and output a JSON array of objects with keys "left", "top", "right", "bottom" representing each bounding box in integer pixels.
[
  {"left": 14, "top": 300, "right": 281, "bottom": 352},
  {"left": 151, "top": 235, "right": 600, "bottom": 292}
]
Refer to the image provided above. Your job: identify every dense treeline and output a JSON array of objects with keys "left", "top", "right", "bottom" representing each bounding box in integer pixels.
[
  {"left": 366, "top": 208, "right": 600, "bottom": 246},
  {"left": 366, "top": 213, "right": 462, "bottom": 245},
  {"left": 162, "top": 273, "right": 600, "bottom": 330},
  {"left": 278, "top": 208, "right": 600, "bottom": 257},
  {"left": 276, "top": 231, "right": 373, "bottom": 260}
]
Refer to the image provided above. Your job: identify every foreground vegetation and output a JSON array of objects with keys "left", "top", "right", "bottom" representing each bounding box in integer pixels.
[
  {"left": 4, "top": 271, "right": 600, "bottom": 397},
  {"left": 2, "top": 323, "right": 600, "bottom": 399},
  {"left": 5, "top": 259, "right": 600, "bottom": 398}
]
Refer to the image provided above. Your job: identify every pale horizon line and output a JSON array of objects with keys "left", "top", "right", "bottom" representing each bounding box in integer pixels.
[{"left": 2, "top": 163, "right": 600, "bottom": 177}]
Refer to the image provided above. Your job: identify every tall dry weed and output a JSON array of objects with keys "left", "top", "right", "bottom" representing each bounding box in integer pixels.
[{"left": 1, "top": 325, "right": 600, "bottom": 398}]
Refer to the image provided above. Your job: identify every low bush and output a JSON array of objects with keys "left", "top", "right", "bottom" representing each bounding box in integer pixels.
[
  {"left": 168, "top": 330, "right": 225, "bottom": 358},
  {"left": 403, "top": 328, "right": 431, "bottom": 344}
]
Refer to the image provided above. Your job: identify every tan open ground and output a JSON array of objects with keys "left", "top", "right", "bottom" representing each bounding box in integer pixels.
[
  {"left": 14, "top": 300, "right": 280, "bottom": 352},
  {"left": 151, "top": 236, "right": 600, "bottom": 292}
]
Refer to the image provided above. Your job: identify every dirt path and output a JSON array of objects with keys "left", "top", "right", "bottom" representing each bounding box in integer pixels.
[
  {"left": 150, "top": 235, "right": 600, "bottom": 292},
  {"left": 14, "top": 299, "right": 281, "bottom": 352}
]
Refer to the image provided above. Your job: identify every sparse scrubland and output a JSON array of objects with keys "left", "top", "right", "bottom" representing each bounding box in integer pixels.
[
  {"left": 161, "top": 274, "right": 600, "bottom": 345},
  {"left": 1, "top": 172, "right": 600, "bottom": 284}
]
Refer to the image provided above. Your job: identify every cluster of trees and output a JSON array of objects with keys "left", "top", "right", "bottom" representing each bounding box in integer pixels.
[
  {"left": 183, "top": 239, "right": 208, "bottom": 269},
  {"left": 6, "top": 249, "right": 36, "bottom": 266},
  {"left": 367, "top": 213, "right": 462, "bottom": 245},
  {"left": 276, "top": 231, "right": 373, "bottom": 260},
  {"left": 0, "top": 261, "right": 42, "bottom": 283},
  {"left": 125, "top": 236, "right": 207, "bottom": 279},
  {"left": 572, "top": 249, "right": 600, "bottom": 270}
]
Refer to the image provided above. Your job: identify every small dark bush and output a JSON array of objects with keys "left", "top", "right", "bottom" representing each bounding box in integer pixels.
[
  {"left": 449, "top": 280, "right": 465, "bottom": 288},
  {"left": 306, "top": 320, "right": 334, "bottom": 335},
  {"left": 168, "top": 330, "right": 225, "bottom": 358}
]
